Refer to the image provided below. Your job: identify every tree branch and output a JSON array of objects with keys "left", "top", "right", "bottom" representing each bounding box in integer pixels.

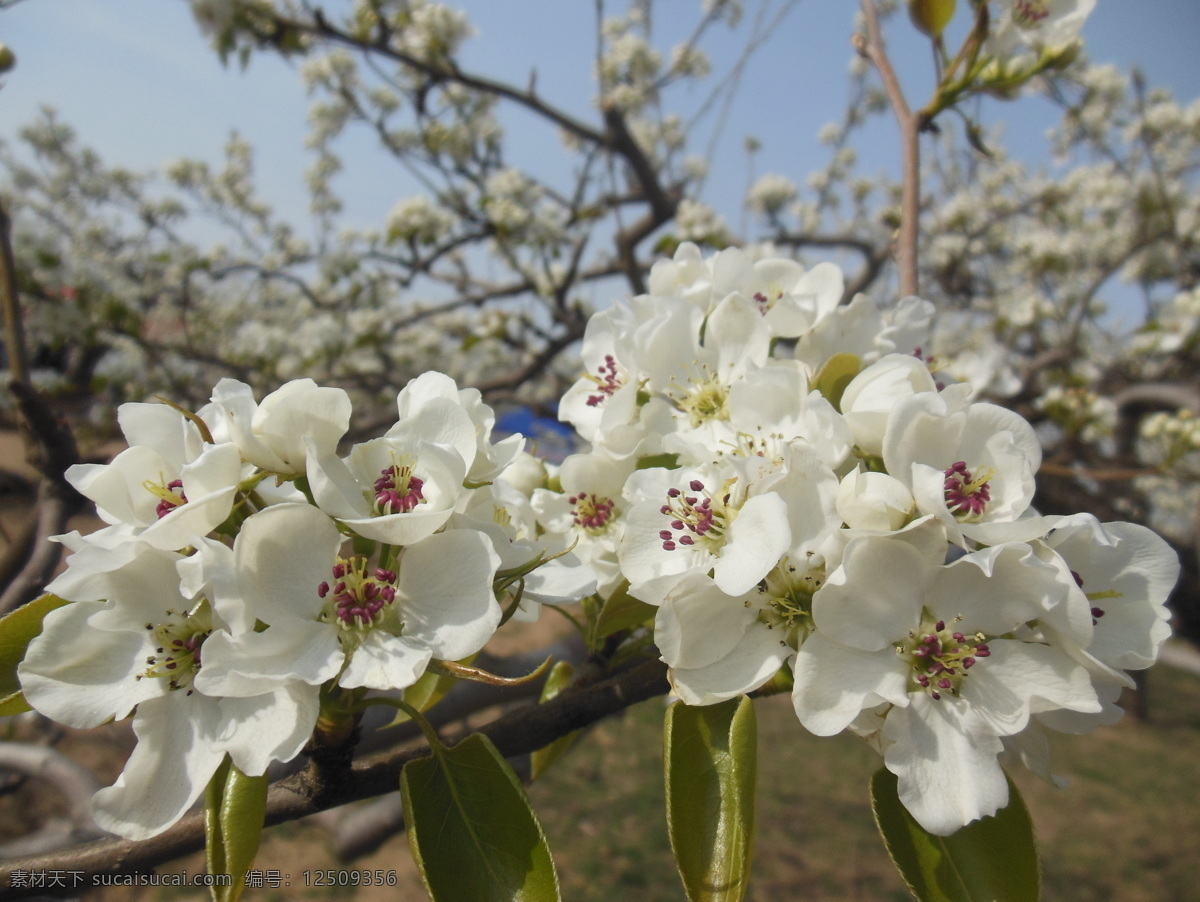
[{"left": 0, "top": 659, "right": 670, "bottom": 896}]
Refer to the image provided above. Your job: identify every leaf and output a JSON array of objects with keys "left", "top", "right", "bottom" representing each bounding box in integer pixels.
[
  {"left": 205, "top": 757, "right": 269, "bottom": 902},
  {"left": 665, "top": 696, "right": 758, "bottom": 902},
  {"left": 530, "top": 661, "right": 579, "bottom": 780},
  {"left": 812, "top": 352, "right": 862, "bottom": 412},
  {"left": 385, "top": 653, "right": 477, "bottom": 728},
  {"left": 0, "top": 593, "right": 71, "bottom": 716},
  {"left": 870, "top": 767, "right": 1040, "bottom": 902},
  {"left": 401, "top": 732, "right": 561, "bottom": 902},
  {"left": 593, "top": 581, "right": 657, "bottom": 640}
]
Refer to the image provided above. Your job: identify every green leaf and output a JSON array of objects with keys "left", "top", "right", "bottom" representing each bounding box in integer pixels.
[
  {"left": 593, "top": 582, "right": 657, "bottom": 640},
  {"left": 664, "top": 696, "right": 758, "bottom": 902},
  {"left": 812, "top": 352, "right": 862, "bottom": 412},
  {"left": 205, "top": 757, "right": 269, "bottom": 902},
  {"left": 401, "top": 732, "right": 561, "bottom": 902},
  {"left": 635, "top": 452, "right": 679, "bottom": 471},
  {"left": 870, "top": 767, "right": 1040, "bottom": 902},
  {"left": 530, "top": 661, "right": 579, "bottom": 780},
  {"left": 0, "top": 593, "right": 71, "bottom": 716},
  {"left": 385, "top": 654, "right": 477, "bottom": 728}
]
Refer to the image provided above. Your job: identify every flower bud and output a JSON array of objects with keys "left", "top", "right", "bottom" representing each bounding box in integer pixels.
[
  {"left": 907, "top": 0, "right": 956, "bottom": 38},
  {"left": 836, "top": 469, "right": 915, "bottom": 532}
]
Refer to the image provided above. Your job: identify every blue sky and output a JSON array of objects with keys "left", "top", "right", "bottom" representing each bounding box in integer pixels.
[{"left": 2, "top": 1, "right": 1198, "bottom": 241}]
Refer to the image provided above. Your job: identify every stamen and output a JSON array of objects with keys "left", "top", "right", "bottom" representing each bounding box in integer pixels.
[
  {"left": 570, "top": 492, "right": 619, "bottom": 534},
  {"left": 585, "top": 355, "right": 623, "bottom": 407},
  {"left": 899, "top": 613, "right": 990, "bottom": 700},
  {"left": 373, "top": 459, "right": 426, "bottom": 515},
  {"left": 943, "top": 461, "right": 995, "bottom": 519}
]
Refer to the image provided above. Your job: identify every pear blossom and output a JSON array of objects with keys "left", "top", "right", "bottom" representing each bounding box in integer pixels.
[
  {"left": 195, "top": 503, "right": 502, "bottom": 697},
  {"left": 793, "top": 526, "right": 1101, "bottom": 834},
  {"left": 18, "top": 542, "right": 314, "bottom": 840},
  {"left": 882, "top": 392, "right": 1046, "bottom": 546},
  {"left": 209, "top": 377, "right": 352, "bottom": 476},
  {"left": 63, "top": 402, "right": 242, "bottom": 551}
]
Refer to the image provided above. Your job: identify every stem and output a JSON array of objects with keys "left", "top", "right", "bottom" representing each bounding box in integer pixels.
[
  {"left": 857, "top": 0, "right": 920, "bottom": 298},
  {"left": 0, "top": 198, "right": 29, "bottom": 386}
]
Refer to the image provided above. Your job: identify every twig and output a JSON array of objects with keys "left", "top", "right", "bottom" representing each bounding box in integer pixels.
[{"left": 856, "top": 0, "right": 920, "bottom": 298}]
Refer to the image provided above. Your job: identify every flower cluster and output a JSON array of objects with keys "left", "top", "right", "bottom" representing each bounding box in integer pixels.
[
  {"left": 18, "top": 373, "right": 590, "bottom": 840},
  {"left": 539, "top": 243, "right": 1178, "bottom": 835}
]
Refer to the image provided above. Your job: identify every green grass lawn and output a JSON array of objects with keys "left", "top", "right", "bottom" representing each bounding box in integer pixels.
[{"left": 528, "top": 662, "right": 1200, "bottom": 902}]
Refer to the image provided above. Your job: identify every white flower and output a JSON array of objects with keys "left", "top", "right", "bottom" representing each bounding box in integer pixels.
[
  {"left": 619, "top": 455, "right": 790, "bottom": 603},
  {"left": 986, "top": 0, "right": 1096, "bottom": 58},
  {"left": 793, "top": 526, "right": 1100, "bottom": 834},
  {"left": 839, "top": 354, "right": 940, "bottom": 457},
  {"left": 209, "top": 378, "right": 352, "bottom": 476},
  {"left": 64, "top": 402, "right": 242, "bottom": 551},
  {"left": 196, "top": 504, "right": 501, "bottom": 696},
  {"left": 19, "top": 543, "right": 314, "bottom": 840},
  {"left": 307, "top": 433, "right": 466, "bottom": 545},
  {"left": 882, "top": 393, "right": 1046, "bottom": 546}
]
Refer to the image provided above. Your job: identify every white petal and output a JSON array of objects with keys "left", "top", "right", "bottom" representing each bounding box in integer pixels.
[
  {"left": 91, "top": 694, "right": 228, "bottom": 840},
  {"left": 195, "top": 621, "right": 343, "bottom": 697},
  {"left": 791, "top": 632, "right": 909, "bottom": 736},
  {"left": 655, "top": 575, "right": 759, "bottom": 670},
  {"left": 669, "top": 626, "right": 790, "bottom": 705},
  {"left": 341, "top": 631, "right": 433, "bottom": 691},
  {"left": 713, "top": 493, "right": 791, "bottom": 596},
  {"left": 882, "top": 696, "right": 1008, "bottom": 836},
  {"left": 397, "top": 530, "right": 501, "bottom": 661},
  {"left": 19, "top": 602, "right": 159, "bottom": 727}
]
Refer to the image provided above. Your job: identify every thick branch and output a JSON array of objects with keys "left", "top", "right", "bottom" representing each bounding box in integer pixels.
[{"left": 0, "top": 659, "right": 669, "bottom": 896}]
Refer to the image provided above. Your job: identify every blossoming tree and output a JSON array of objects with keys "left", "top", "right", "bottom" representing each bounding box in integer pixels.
[{"left": 0, "top": 1, "right": 1194, "bottom": 900}]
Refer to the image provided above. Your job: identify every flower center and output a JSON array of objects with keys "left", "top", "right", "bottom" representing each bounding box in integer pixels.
[
  {"left": 585, "top": 354, "right": 624, "bottom": 407},
  {"left": 373, "top": 459, "right": 426, "bottom": 515},
  {"left": 318, "top": 556, "right": 399, "bottom": 631},
  {"left": 670, "top": 366, "right": 730, "bottom": 428},
  {"left": 752, "top": 282, "right": 784, "bottom": 316},
  {"left": 570, "top": 492, "right": 619, "bottom": 534},
  {"left": 754, "top": 555, "right": 825, "bottom": 648},
  {"left": 658, "top": 478, "right": 729, "bottom": 551},
  {"left": 898, "top": 615, "right": 991, "bottom": 701},
  {"left": 144, "top": 476, "right": 188, "bottom": 519},
  {"left": 1014, "top": 0, "right": 1050, "bottom": 26},
  {"left": 1071, "top": 569, "right": 1121, "bottom": 625},
  {"left": 138, "top": 601, "right": 212, "bottom": 694},
  {"left": 943, "top": 461, "right": 994, "bottom": 519}
]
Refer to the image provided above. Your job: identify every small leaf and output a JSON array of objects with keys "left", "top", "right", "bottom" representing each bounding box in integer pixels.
[
  {"left": 594, "top": 582, "right": 657, "bottom": 640},
  {"left": 428, "top": 655, "right": 554, "bottom": 687},
  {"left": 812, "top": 352, "right": 862, "bottom": 412},
  {"left": 381, "top": 653, "right": 478, "bottom": 728},
  {"left": 531, "top": 661, "right": 579, "bottom": 780},
  {"left": 870, "top": 767, "right": 1040, "bottom": 902},
  {"left": 401, "top": 732, "right": 561, "bottom": 902},
  {"left": 205, "top": 757, "right": 269, "bottom": 902},
  {"left": 665, "top": 696, "right": 758, "bottom": 902},
  {"left": 0, "top": 593, "right": 71, "bottom": 715}
]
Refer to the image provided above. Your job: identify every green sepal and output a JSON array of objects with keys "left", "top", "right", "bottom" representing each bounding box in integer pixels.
[
  {"left": 0, "top": 593, "right": 71, "bottom": 716},
  {"left": 665, "top": 696, "right": 758, "bottom": 902},
  {"left": 205, "top": 756, "right": 269, "bottom": 902},
  {"left": 812, "top": 352, "right": 862, "bottom": 412},
  {"left": 870, "top": 767, "right": 1040, "bottom": 902},
  {"left": 530, "top": 660, "right": 579, "bottom": 780},
  {"left": 593, "top": 581, "right": 657, "bottom": 641},
  {"left": 401, "top": 732, "right": 561, "bottom": 902}
]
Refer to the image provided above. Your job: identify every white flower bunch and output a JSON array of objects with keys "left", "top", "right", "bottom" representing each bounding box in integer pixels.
[
  {"left": 17, "top": 373, "right": 588, "bottom": 841},
  {"left": 544, "top": 243, "right": 1179, "bottom": 836}
]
